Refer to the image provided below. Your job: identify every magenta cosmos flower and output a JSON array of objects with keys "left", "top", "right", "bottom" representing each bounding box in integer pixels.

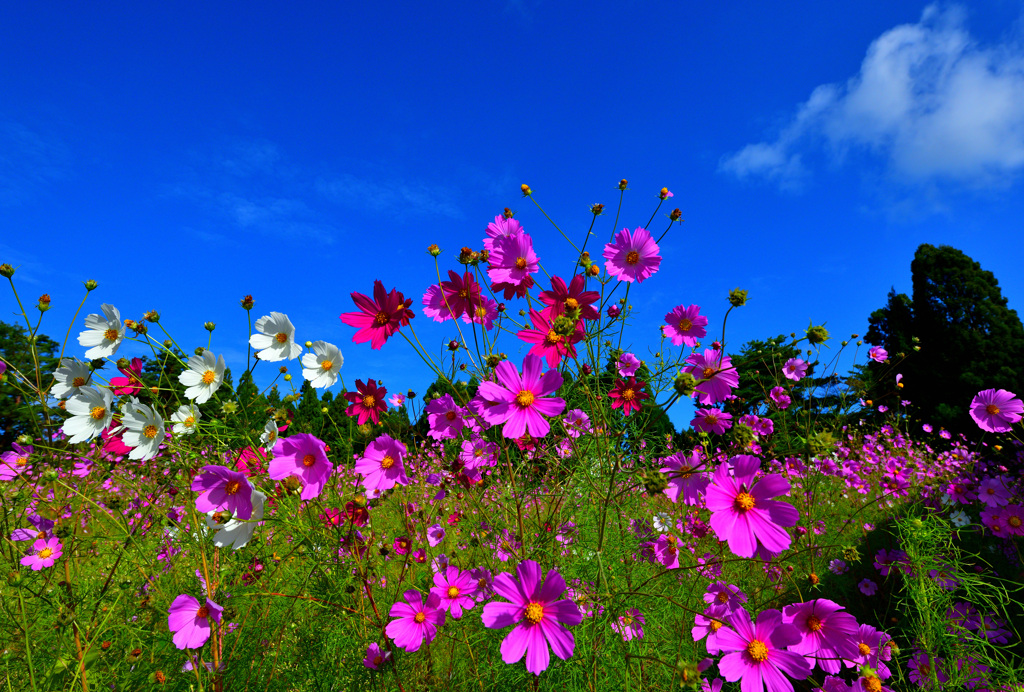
[
  {"left": 168, "top": 594, "right": 223, "bottom": 649},
  {"left": 430, "top": 566, "right": 478, "bottom": 619},
  {"left": 969, "top": 389, "right": 1022, "bottom": 433},
  {"left": 191, "top": 465, "right": 254, "bottom": 520},
  {"left": 110, "top": 357, "right": 145, "bottom": 396},
  {"left": 518, "top": 309, "right": 585, "bottom": 368},
  {"left": 363, "top": 642, "right": 391, "bottom": 669},
  {"left": 715, "top": 607, "right": 811, "bottom": 692},
  {"left": 425, "top": 394, "right": 467, "bottom": 440},
  {"left": 609, "top": 377, "right": 648, "bottom": 417},
  {"left": 611, "top": 608, "right": 645, "bottom": 642},
  {"left": 692, "top": 408, "right": 733, "bottom": 435},
  {"left": 684, "top": 349, "right": 739, "bottom": 405},
  {"left": 603, "top": 227, "right": 661, "bottom": 283},
  {"left": 664, "top": 304, "right": 708, "bottom": 347},
  {"left": 539, "top": 274, "right": 600, "bottom": 323},
  {"left": 782, "top": 599, "right": 859, "bottom": 674},
  {"left": 0, "top": 442, "right": 33, "bottom": 481},
  {"left": 21, "top": 537, "right": 62, "bottom": 570},
  {"left": 345, "top": 379, "right": 389, "bottom": 425},
  {"left": 473, "top": 355, "right": 565, "bottom": 438},
  {"left": 268, "top": 433, "right": 333, "bottom": 501},
  {"left": 660, "top": 450, "right": 709, "bottom": 506},
  {"left": 386, "top": 590, "right": 445, "bottom": 652},
  {"left": 705, "top": 455, "right": 799, "bottom": 558},
  {"left": 488, "top": 232, "right": 539, "bottom": 291},
  {"left": 782, "top": 358, "right": 807, "bottom": 381},
  {"left": 339, "top": 280, "right": 415, "bottom": 350},
  {"left": 481, "top": 560, "right": 583, "bottom": 676},
  {"left": 868, "top": 346, "right": 888, "bottom": 363},
  {"left": 484, "top": 213, "right": 523, "bottom": 251},
  {"left": 354, "top": 433, "right": 409, "bottom": 494}
]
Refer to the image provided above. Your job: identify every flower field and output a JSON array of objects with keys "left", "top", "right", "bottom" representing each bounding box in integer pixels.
[{"left": 2, "top": 185, "right": 1023, "bottom": 691}]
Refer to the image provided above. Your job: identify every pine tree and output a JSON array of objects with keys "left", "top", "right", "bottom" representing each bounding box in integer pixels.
[{"left": 0, "top": 321, "right": 60, "bottom": 447}]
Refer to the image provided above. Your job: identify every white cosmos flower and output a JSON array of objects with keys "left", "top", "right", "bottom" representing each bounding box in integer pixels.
[
  {"left": 178, "top": 350, "right": 225, "bottom": 404},
  {"left": 205, "top": 489, "right": 266, "bottom": 550},
  {"left": 171, "top": 404, "right": 201, "bottom": 436},
  {"left": 78, "top": 304, "right": 125, "bottom": 359},
  {"left": 301, "top": 341, "right": 343, "bottom": 388},
  {"left": 51, "top": 358, "right": 93, "bottom": 399},
  {"left": 62, "top": 387, "right": 114, "bottom": 443},
  {"left": 260, "top": 419, "right": 279, "bottom": 452},
  {"left": 249, "top": 312, "right": 302, "bottom": 362},
  {"left": 121, "top": 398, "right": 165, "bottom": 461}
]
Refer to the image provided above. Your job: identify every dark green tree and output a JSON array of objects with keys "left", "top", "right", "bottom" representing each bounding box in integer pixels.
[
  {"left": 865, "top": 244, "right": 1024, "bottom": 435},
  {"left": 0, "top": 321, "right": 60, "bottom": 447},
  {"left": 293, "top": 381, "right": 325, "bottom": 435}
]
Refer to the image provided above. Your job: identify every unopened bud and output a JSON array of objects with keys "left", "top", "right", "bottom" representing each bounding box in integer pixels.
[
  {"left": 304, "top": 341, "right": 313, "bottom": 348},
  {"left": 83, "top": 279, "right": 98, "bottom": 291},
  {"left": 143, "top": 310, "right": 160, "bottom": 323},
  {"left": 674, "top": 371, "right": 697, "bottom": 397},
  {"left": 670, "top": 208, "right": 682, "bottom": 221},
  {"left": 607, "top": 305, "right": 620, "bottom": 319},
  {"left": 581, "top": 363, "right": 592, "bottom": 376},
  {"left": 618, "top": 179, "right": 628, "bottom": 190},
  {"left": 521, "top": 184, "right": 532, "bottom": 196},
  {"left": 0, "top": 264, "right": 14, "bottom": 278},
  {"left": 37, "top": 294, "right": 51, "bottom": 311},
  {"left": 448, "top": 340, "right": 460, "bottom": 352},
  {"left": 641, "top": 470, "right": 669, "bottom": 495},
  {"left": 590, "top": 203, "right": 604, "bottom": 215},
  {"left": 194, "top": 347, "right": 205, "bottom": 356},
  {"left": 588, "top": 264, "right": 600, "bottom": 276},
  {"left": 503, "top": 207, "right": 514, "bottom": 219},
  {"left": 659, "top": 187, "right": 672, "bottom": 200},
  {"left": 240, "top": 294, "right": 255, "bottom": 310},
  {"left": 16, "top": 434, "right": 33, "bottom": 445},
  {"left": 806, "top": 325, "right": 830, "bottom": 345},
  {"left": 407, "top": 390, "right": 416, "bottom": 399},
  {"left": 728, "top": 288, "right": 748, "bottom": 307},
  {"left": 321, "top": 407, "right": 329, "bottom": 414},
  {"left": 279, "top": 366, "right": 288, "bottom": 374},
  {"left": 163, "top": 340, "right": 173, "bottom": 349},
  {"left": 428, "top": 244, "right": 441, "bottom": 257},
  {"left": 204, "top": 322, "right": 216, "bottom": 332}
]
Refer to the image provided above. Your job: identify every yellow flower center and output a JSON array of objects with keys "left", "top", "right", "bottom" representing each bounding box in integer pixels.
[
  {"left": 274, "top": 332, "right": 288, "bottom": 343},
  {"left": 475, "top": 306, "right": 488, "bottom": 319},
  {"left": 90, "top": 406, "right": 107, "bottom": 420},
  {"left": 858, "top": 642, "right": 872, "bottom": 656},
  {"left": 143, "top": 425, "right": 159, "bottom": 439},
  {"left": 363, "top": 394, "right": 376, "bottom": 408},
  {"left": 621, "top": 388, "right": 635, "bottom": 402},
  {"left": 16, "top": 457, "right": 28, "bottom": 467},
  {"left": 565, "top": 297, "right": 579, "bottom": 310},
  {"left": 458, "top": 288, "right": 469, "bottom": 299},
  {"left": 72, "top": 376, "right": 86, "bottom": 387},
  {"left": 986, "top": 403, "right": 1000, "bottom": 415},
  {"left": 381, "top": 455, "right": 395, "bottom": 469},
  {"left": 38, "top": 548, "right": 53, "bottom": 559},
  {"left": 806, "top": 615, "right": 823, "bottom": 632},
  {"left": 225, "top": 480, "right": 241, "bottom": 495},
  {"left": 516, "top": 390, "right": 535, "bottom": 407},
  {"left": 746, "top": 639, "right": 769, "bottom": 662},
  {"left": 679, "top": 318, "right": 692, "bottom": 332},
  {"left": 515, "top": 257, "right": 528, "bottom": 270},
  {"left": 302, "top": 454, "right": 316, "bottom": 467},
  {"left": 702, "top": 366, "right": 717, "bottom": 379},
  {"left": 734, "top": 492, "right": 756, "bottom": 512},
  {"left": 196, "top": 606, "right": 209, "bottom": 619},
  {"left": 447, "top": 586, "right": 460, "bottom": 598},
  {"left": 524, "top": 603, "right": 544, "bottom": 624},
  {"left": 709, "top": 619, "right": 723, "bottom": 632},
  {"left": 545, "top": 330, "right": 563, "bottom": 345},
  {"left": 320, "top": 360, "right": 333, "bottom": 371},
  {"left": 184, "top": 415, "right": 195, "bottom": 428},
  {"left": 678, "top": 465, "right": 692, "bottom": 478},
  {"left": 474, "top": 448, "right": 483, "bottom": 457},
  {"left": 374, "top": 311, "right": 389, "bottom": 326},
  {"left": 414, "top": 612, "right": 426, "bottom": 624},
  {"left": 863, "top": 676, "right": 882, "bottom": 692},
  {"left": 104, "top": 328, "right": 119, "bottom": 341},
  {"left": 1008, "top": 516, "right": 1022, "bottom": 528},
  {"left": 716, "top": 591, "right": 729, "bottom": 604},
  {"left": 202, "top": 369, "right": 217, "bottom": 385},
  {"left": 625, "top": 250, "right": 640, "bottom": 265},
  {"left": 621, "top": 615, "right": 633, "bottom": 625},
  {"left": 36, "top": 530, "right": 46, "bottom": 539}
]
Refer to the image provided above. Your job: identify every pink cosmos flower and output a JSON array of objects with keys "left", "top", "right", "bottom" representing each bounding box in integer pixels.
[
  {"left": 462, "top": 294, "right": 499, "bottom": 329},
  {"left": 562, "top": 409, "right": 591, "bottom": 438},
  {"left": 430, "top": 566, "right": 478, "bottom": 619},
  {"left": 21, "top": 537, "right": 62, "bottom": 570},
  {"left": 858, "top": 579, "right": 878, "bottom": 596},
  {"left": 999, "top": 504, "right": 1024, "bottom": 536},
  {"left": 268, "top": 433, "right": 333, "bottom": 501},
  {"left": 705, "top": 455, "right": 799, "bottom": 558},
  {"left": 782, "top": 359, "right": 808, "bottom": 381},
  {"left": 978, "top": 476, "right": 1011, "bottom": 507},
  {"left": 715, "top": 608, "right": 811, "bottom": 692},
  {"left": 703, "top": 581, "right": 747, "bottom": 612},
  {"left": 539, "top": 275, "right": 600, "bottom": 323},
  {"left": 769, "top": 386, "right": 792, "bottom": 410},
  {"left": 426, "top": 394, "right": 467, "bottom": 440},
  {"left": 427, "top": 523, "right": 446, "bottom": 547},
  {"left": 363, "top": 642, "right": 391, "bottom": 669},
  {"left": 484, "top": 214, "right": 523, "bottom": 251},
  {"left": 168, "top": 594, "right": 223, "bottom": 649},
  {"left": 654, "top": 534, "right": 681, "bottom": 569},
  {"left": 422, "top": 284, "right": 454, "bottom": 322},
  {"left": 684, "top": 349, "right": 739, "bottom": 405},
  {"left": 603, "top": 227, "right": 661, "bottom": 283},
  {"left": 617, "top": 352, "right": 641, "bottom": 377},
  {"left": 345, "top": 379, "right": 389, "bottom": 425},
  {"left": 609, "top": 377, "right": 648, "bottom": 417},
  {"left": 0, "top": 443, "right": 33, "bottom": 481},
  {"left": 339, "top": 280, "right": 415, "bottom": 350},
  {"left": 969, "top": 389, "right": 1022, "bottom": 433},
  {"left": 868, "top": 346, "right": 888, "bottom": 363},
  {"left": 612, "top": 608, "right": 645, "bottom": 642},
  {"left": 488, "top": 232, "right": 539, "bottom": 290},
  {"left": 692, "top": 408, "right": 733, "bottom": 435},
  {"left": 660, "top": 449, "right": 709, "bottom": 506},
  {"left": 354, "top": 434, "right": 409, "bottom": 494},
  {"left": 517, "top": 309, "right": 583, "bottom": 368},
  {"left": 385, "top": 590, "right": 445, "bottom": 653},
  {"left": 439, "top": 270, "right": 482, "bottom": 320},
  {"left": 692, "top": 603, "right": 732, "bottom": 655},
  {"left": 481, "top": 560, "right": 583, "bottom": 676},
  {"left": 11, "top": 514, "right": 54, "bottom": 543},
  {"left": 782, "top": 599, "right": 860, "bottom": 674},
  {"left": 191, "top": 465, "right": 254, "bottom": 520},
  {"left": 907, "top": 650, "right": 947, "bottom": 688},
  {"left": 110, "top": 357, "right": 145, "bottom": 396},
  {"left": 460, "top": 436, "right": 497, "bottom": 470},
  {"left": 663, "top": 304, "right": 708, "bottom": 347},
  {"left": 473, "top": 355, "right": 565, "bottom": 439},
  {"left": 235, "top": 446, "right": 267, "bottom": 477}
]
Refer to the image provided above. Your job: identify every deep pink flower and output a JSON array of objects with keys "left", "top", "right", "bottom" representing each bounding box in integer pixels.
[
  {"left": 422, "top": 284, "right": 455, "bottom": 322},
  {"left": 363, "top": 642, "right": 391, "bottom": 669},
  {"left": 612, "top": 608, "right": 645, "bottom": 641},
  {"left": 539, "top": 274, "right": 600, "bottom": 323},
  {"left": 386, "top": 590, "right": 445, "bottom": 652},
  {"left": 235, "top": 446, "right": 267, "bottom": 477},
  {"left": 0, "top": 443, "right": 33, "bottom": 481},
  {"left": 603, "top": 227, "right": 661, "bottom": 283},
  {"left": 705, "top": 455, "right": 799, "bottom": 558},
  {"left": 907, "top": 650, "right": 947, "bottom": 688},
  {"left": 969, "top": 389, "right": 1022, "bottom": 433},
  {"left": 617, "top": 352, "right": 641, "bottom": 377},
  {"left": 517, "top": 309, "right": 583, "bottom": 368},
  {"left": 562, "top": 409, "right": 591, "bottom": 438},
  {"left": 978, "top": 476, "right": 1011, "bottom": 507},
  {"left": 481, "top": 560, "right": 582, "bottom": 676},
  {"left": 462, "top": 294, "right": 499, "bottom": 330},
  {"left": 868, "top": 346, "right": 888, "bottom": 363},
  {"left": 770, "top": 386, "right": 792, "bottom": 410},
  {"left": 782, "top": 359, "right": 807, "bottom": 381},
  {"left": 354, "top": 434, "right": 409, "bottom": 494},
  {"left": 484, "top": 214, "right": 523, "bottom": 251},
  {"left": 191, "top": 465, "right": 255, "bottom": 520},
  {"left": 488, "top": 232, "right": 539, "bottom": 289},
  {"left": 345, "top": 379, "right": 389, "bottom": 425},
  {"left": 654, "top": 534, "right": 681, "bottom": 569},
  {"left": 692, "top": 603, "right": 732, "bottom": 655},
  {"left": 692, "top": 408, "right": 733, "bottom": 435},
  {"left": 439, "top": 270, "right": 482, "bottom": 320},
  {"left": 20, "top": 537, "right": 62, "bottom": 571},
  {"left": 715, "top": 608, "right": 811, "bottom": 692},
  {"left": 663, "top": 305, "right": 708, "bottom": 347},
  {"left": 339, "top": 280, "right": 415, "bottom": 350},
  {"left": 473, "top": 355, "right": 565, "bottom": 438},
  {"left": 430, "top": 566, "right": 478, "bottom": 619},
  {"left": 782, "top": 599, "right": 860, "bottom": 674},
  {"left": 110, "top": 357, "right": 145, "bottom": 396},
  {"left": 168, "top": 594, "right": 222, "bottom": 649},
  {"left": 660, "top": 449, "right": 709, "bottom": 506},
  {"left": 684, "top": 349, "right": 739, "bottom": 405},
  {"left": 460, "top": 436, "right": 498, "bottom": 470},
  {"left": 609, "top": 376, "right": 648, "bottom": 417},
  {"left": 426, "top": 394, "right": 467, "bottom": 440},
  {"left": 703, "top": 581, "right": 747, "bottom": 611},
  {"left": 268, "top": 433, "right": 333, "bottom": 501}
]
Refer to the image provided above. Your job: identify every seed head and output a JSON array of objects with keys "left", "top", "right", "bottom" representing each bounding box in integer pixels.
[{"left": 728, "top": 288, "right": 748, "bottom": 307}]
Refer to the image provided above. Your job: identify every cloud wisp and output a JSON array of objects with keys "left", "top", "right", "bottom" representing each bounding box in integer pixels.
[{"left": 721, "top": 5, "right": 1024, "bottom": 189}]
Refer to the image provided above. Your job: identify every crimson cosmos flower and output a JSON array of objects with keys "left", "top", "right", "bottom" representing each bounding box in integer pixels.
[
  {"left": 345, "top": 379, "right": 388, "bottom": 425},
  {"left": 339, "top": 280, "right": 414, "bottom": 350},
  {"left": 609, "top": 376, "right": 648, "bottom": 416}
]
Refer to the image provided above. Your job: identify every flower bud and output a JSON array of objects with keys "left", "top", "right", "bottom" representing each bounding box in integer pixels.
[
  {"left": 116, "top": 357, "right": 131, "bottom": 370},
  {"left": 240, "top": 294, "right": 255, "bottom": 310},
  {"left": 806, "top": 324, "right": 830, "bottom": 345},
  {"left": 518, "top": 309, "right": 527, "bottom": 317},
  {"left": 37, "top": 294, "right": 51, "bottom": 312},
  {"left": 321, "top": 407, "right": 329, "bottom": 414},
  {"left": 674, "top": 372, "right": 697, "bottom": 397},
  {"left": 521, "top": 184, "right": 532, "bottom": 196},
  {"left": 0, "top": 264, "right": 15, "bottom": 278},
  {"left": 497, "top": 303, "right": 506, "bottom": 313},
  {"left": 581, "top": 363, "right": 592, "bottom": 376},
  {"left": 407, "top": 390, "right": 416, "bottom": 399},
  {"left": 42, "top": 469, "right": 59, "bottom": 482},
  {"left": 618, "top": 179, "right": 628, "bottom": 190},
  {"left": 304, "top": 341, "right": 313, "bottom": 348},
  {"left": 641, "top": 470, "right": 669, "bottom": 496},
  {"left": 458, "top": 247, "right": 480, "bottom": 265},
  {"left": 588, "top": 264, "right": 600, "bottom": 276},
  {"left": 552, "top": 315, "right": 576, "bottom": 337},
  {"left": 143, "top": 310, "right": 160, "bottom": 323},
  {"left": 448, "top": 340, "right": 460, "bottom": 352},
  {"left": 670, "top": 208, "right": 682, "bottom": 221},
  {"left": 428, "top": 244, "right": 441, "bottom": 257},
  {"left": 16, "top": 434, "right": 32, "bottom": 445},
  {"left": 607, "top": 305, "right": 621, "bottom": 319},
  {"left": 728, "top": 287, "right": 748, "bottom": 307},
  {"left": 204, "top": 322, "right": 216, "bottom": 332},
  {"left": 83, "top": 279, "right": 98, "bottom": 291},
  {"left": 659, "top": 187, "right": 673, "bottom": 200},
  {"left": 590, "top": 203, "right": 604, "bottom": 215}
]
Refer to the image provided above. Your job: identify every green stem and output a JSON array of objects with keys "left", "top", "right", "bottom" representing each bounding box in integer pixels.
[{"left": 17, "top": 590, "right": 38, "bottom": 692}]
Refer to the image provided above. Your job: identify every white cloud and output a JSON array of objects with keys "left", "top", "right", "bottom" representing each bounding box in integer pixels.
[{"left": 721, "top": 5, "right": 1024, "bottom": 187}]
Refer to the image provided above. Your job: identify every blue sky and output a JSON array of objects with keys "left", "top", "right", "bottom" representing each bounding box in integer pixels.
[{"left": 3, "top": 2, "right": 1024, "bottom": 429}]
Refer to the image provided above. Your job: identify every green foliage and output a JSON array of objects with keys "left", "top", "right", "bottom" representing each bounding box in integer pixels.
[{"left": 0, "top": 320, "right": 60, "bottom": 447}]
